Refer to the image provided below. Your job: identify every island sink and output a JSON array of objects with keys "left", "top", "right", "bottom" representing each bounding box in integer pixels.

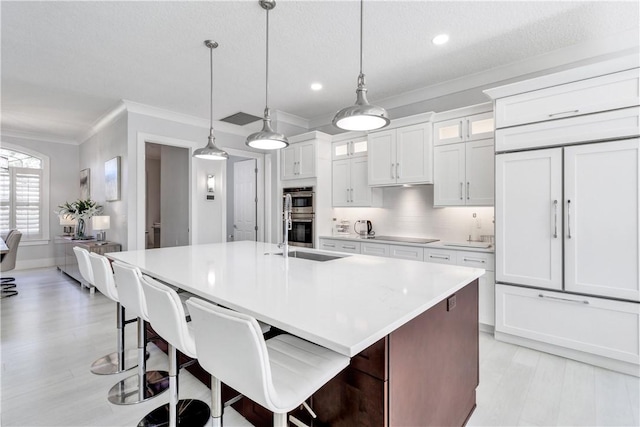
[{"left": 271, "top": 251, "right": 346, "bottom": 262}]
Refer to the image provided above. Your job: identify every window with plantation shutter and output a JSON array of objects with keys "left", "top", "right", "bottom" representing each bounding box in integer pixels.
[{"left": 1, "top": 146, "right": 49, "bottom": 242}]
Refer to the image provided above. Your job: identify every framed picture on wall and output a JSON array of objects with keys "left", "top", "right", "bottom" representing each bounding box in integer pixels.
[
  {"left": 105, "top": 156, "right": 120, "bottom": 201},
  {"left": 80, "top": 168, "right": 90, "bottom": 199}
]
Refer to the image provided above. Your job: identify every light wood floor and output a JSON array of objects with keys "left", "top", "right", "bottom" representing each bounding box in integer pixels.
[{"left": 1, "top": 267, "right": 638, "bottom": 426}]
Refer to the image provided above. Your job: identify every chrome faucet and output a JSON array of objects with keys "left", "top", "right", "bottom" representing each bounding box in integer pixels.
[{"left": 279, "top": 193, "right": 292, "bottom": 257}]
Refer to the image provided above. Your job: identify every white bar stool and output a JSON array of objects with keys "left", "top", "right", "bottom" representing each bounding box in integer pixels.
[
  {"left": 108, "top": 262, "right": 170, "bottom": 405},
  {"left": 186, "top": 297, "right": 351, "bottom": 427},
  {"left": 140, "top": 275, "right": 210, "bottom": 427},
  {"left": 74, "top": 247, "right": 138, "bottom": 375}
]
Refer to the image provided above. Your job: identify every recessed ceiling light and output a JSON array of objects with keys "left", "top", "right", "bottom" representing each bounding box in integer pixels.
[
  {"left": 432, "top": 34, "right": 449, "bottom": 45},
  {"left": 311, "top": 83, "right": 323, "bottom": 91}
]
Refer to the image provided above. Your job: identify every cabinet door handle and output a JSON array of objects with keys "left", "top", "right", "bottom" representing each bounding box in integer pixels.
[
  {"left": 460, "top": 182, "right": 464, "bottom": 200},
  {"left": 346, "top": 188, "right": 350, "bottom": 203},
  {"left": 391, "top": 163, "right": 395, "bottom": 179},
  {"left": 549, "top": 109, "right": 579, "bottom": 118},
  {"left": 462, "top": 257, "right": 486, "bottom": 264},
  {"left": 460, "top": 120, "right": 464, "bottom": 140},
  {"left": 429, "top": 255, "right": 450, "bottom": 260},
  {"left": 466, "top": 119, "right": 470, "bottom": 139},
  {"left": 396, "top": 163, "right": 400, "bottom": 179},
  {"left": 349, "top": 141, "right": 353, "bottom": 156},
  {"left": 538, "top": 293, "right": 589, "bottom": 305},
  {"left": 350, "top": 188, "right": 354, "bottom": 203},
  {"left": 553, "top": 200, "right": 558, "bottom": 238},
  {"left": 466, "top": 182, "right": 470, "bottom": 200},
  {"left": 567, "top": 199, "right": 572, "bottom": 239}
]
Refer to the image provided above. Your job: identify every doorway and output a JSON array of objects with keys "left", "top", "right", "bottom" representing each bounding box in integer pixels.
[
  {"left": 145, "top": 142, "right": 190, "bottom": 248},
  {"left": 226, "top": 156, "right": 257, "bottom": 242}
]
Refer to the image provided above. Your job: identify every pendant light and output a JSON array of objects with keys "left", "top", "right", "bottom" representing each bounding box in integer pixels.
[
  {"left": 245, "top": 0, "right": 289, "bottom": 150},
  {"left": 193, "top": 40, "right": 229, "bottom": 161},
  {"left": 332, "top": 0, "right": 390, "bottom": 132}
]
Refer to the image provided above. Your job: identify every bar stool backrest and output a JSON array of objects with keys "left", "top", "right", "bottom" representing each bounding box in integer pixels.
[
  {"left": 186, "top": 297, "right": 277, "bottom": 411},
  {"left": 73, "top": 246, "right": 94, "bottom": 285},
  {"left": 140, "top": 275, "right": 196, "bottom": 358},
  {"left": 112, "top": 262, "right": 148, "bottom": 321},
  {"left": 88, "top": 252, "right": 119, "bottom": 302}
]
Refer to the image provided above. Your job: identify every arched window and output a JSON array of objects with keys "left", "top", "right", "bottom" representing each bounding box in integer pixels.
[{"left": 1, "top": 146, "right": 50, "bottom": 242}]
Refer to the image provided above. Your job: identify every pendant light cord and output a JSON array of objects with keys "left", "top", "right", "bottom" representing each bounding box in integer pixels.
[
  {"left": 359, "top": 0, "right": 363, "bottom": 76},
  {"left": 265, "top": 8, "right": 270, "bottom": 113},
  {"left": 209, "top": 44, "right": 214, "bottom": 131}
]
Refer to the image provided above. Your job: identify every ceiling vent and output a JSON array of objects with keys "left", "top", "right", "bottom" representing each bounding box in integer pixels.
[{"left": 220, "top": 112, "right": 262, "bottom": 126}]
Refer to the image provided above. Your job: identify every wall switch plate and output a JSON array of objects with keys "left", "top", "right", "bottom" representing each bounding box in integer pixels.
[{"left": 447, "top": 295, "right": 456, "bottom": 311}]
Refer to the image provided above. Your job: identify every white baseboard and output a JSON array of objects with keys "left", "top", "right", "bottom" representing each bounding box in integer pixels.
[
  {"left": 14, "top": 258, "right": 56, "bottom": 271},
  {"left": 495, "top": 331, "right": 640, "bottom": 377}
]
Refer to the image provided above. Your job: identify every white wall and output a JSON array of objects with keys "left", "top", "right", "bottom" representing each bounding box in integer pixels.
[
  {"left": 2, "top": 135, "right": 79, "bottom": 269},
  {"left": 79, "top": 113, "right": 129, "bottom": 248},
  {"left": 127, "top": 111, "right": 251, "bottom": 250},
  {"left": 332, "top": 185, "right": 494, "bottom": 242}
]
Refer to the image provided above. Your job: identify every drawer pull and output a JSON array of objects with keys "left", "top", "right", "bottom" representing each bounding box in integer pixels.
[
  {"left": 462, "top": 257, "right": 486, "bottom": 263},
  {"left": 429, "top": 255, "right": 450, "bottom": 260},
  {"left": 343, "top": 245, "right": 356, "bottom": 250},
  {"left": 323, "top": 243, "right": 335, "bottom": 248},
  {"left": 548, "top": 109, "right": 579, "bottom": 118},
  {"left": 538, "top": 293, "right": 589, "bottom": 305}
]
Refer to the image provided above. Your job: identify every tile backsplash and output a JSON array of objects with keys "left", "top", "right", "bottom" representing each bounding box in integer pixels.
[{"left": 332, "top": 185, "right": 494, "bottom": 242}]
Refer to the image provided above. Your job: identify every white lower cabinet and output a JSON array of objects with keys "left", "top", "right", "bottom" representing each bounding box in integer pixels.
[
  {"left": 318, "top": 239, "right": 361, "bottom": 254},
  {"left": 389, "top": 246, "right": 424, "bottom": 261},
  {"left": 496, "top": 284, "right": 640, "bottom": 365},
  {"left": 361, "top": 242, "right": 390, "bottom": 257},
  {"left": 478, "top": 271, "right": 495, "bottom": 327}
]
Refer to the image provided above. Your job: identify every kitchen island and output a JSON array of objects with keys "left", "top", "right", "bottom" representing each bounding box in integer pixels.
[{"left": 107, "top": 241, "right": 484, "bottom": 426}]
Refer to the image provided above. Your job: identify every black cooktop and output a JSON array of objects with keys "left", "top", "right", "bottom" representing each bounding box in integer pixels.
[{"left": 368, "top": 235, "right": 439, "bottom": 244}]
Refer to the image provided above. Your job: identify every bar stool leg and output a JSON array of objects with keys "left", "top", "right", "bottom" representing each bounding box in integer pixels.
[
  {"left": 211, "top": 376, "right": 222, "bottom": 427},
  {"left": 273, "top": 412, "right": 287, "bottom": 427},
  {"left": 139, "top": 343, "right": 210, "bottom": 427},
  {"left": 108, "top": 319, "right": 169, "bottom": 405},
  {"left": 91, "top": 303, "right": 139, "bottom": 375}
]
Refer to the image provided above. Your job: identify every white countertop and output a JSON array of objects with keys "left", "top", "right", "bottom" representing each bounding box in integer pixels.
[
  {"left": 321, "top": 234, "right": 495, "bottom": 253},
  {"left": 107, "top": 241, "right": 484, "bottom": 357}
]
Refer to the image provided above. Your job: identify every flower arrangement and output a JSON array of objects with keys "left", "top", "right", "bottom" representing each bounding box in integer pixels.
[
  {"left": 56, "top": 199, "right": 103, "bottom": 221},
  {"left": 55, "top": 199, "right": 103, "bottom": 239}
]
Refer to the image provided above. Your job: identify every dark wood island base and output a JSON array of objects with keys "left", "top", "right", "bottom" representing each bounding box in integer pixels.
[{"left": 149, "top": 279, "right": 479, "bottom": 427}]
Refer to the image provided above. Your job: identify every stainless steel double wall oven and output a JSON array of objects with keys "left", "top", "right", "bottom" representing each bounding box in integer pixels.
[{"left": 283, "top": 187, "right": 314, "bottom": 248}]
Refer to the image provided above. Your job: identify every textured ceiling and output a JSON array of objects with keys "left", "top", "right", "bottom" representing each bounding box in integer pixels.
[{"left": 2, "top": 1, "right": 639, "bottom": 143}]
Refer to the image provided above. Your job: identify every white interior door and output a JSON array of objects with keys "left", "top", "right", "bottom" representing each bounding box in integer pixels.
[
  {"left": 564, "top": 139, "right": 639, "bottom": 301},
  {"left": 495, "top": 148, "right": 563, "bottom": 290},
  {"left": 160, "top": 145, "right": 189, "bottom": 247},
  {"left": 233, "top": 159, "right": 257, "bottom": 241}
]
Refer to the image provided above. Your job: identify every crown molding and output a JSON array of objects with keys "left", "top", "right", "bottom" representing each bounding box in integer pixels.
[
  {"left": 79, "top": 100, "right": 127, "bottom": 143},
  {"left": 309, "top": 27, "right": 640, "bottom": 130},
  {"left": 123, "top": 100, "right": 252, "bottom": 138},
  {"left": 272, "top": 110, "right": 309, "bottom": 130},
  {"left": 1, "top": 128, "right": 78, "bottom": 145}
]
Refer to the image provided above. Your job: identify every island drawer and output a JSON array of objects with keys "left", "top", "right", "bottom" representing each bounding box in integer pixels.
[{"left": 350, "top": 337, "right": 388, "bottom": 381}]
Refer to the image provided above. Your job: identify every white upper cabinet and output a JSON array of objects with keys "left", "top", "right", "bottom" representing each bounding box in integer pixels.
[
  {"left": 465, "top": 139, "right": 495, "bottom": 205},
  {"left": 495, "top": 148, "right": 564, "bottom": 290},
  {"left": 281, "top": 140, "right": 316, "bottom": 180},
  {"left": 332, "top": 139, "right": 368, "bottom": 160},
  {"left": 494, "top": 69, "right": 640, "bottom": 129},
  {"left": 434, "top": 112, "right": 494, "bottom": 146},
  {"left": 564, "top": 139, "right": 639, "bottom": 301},
  {"left": 368, "top": 122, "right": 433, "bottom": 186},
  {"left": 332, "top": 139, "right": 380, "bottom": 207}
]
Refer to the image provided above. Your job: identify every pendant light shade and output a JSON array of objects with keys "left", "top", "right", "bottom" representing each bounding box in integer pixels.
[
  {"left": 246, "top": 0, "right": 289, "bottom": 150},
  {"left": 333, "top": 0, "right": 389, "bottom": 132},
  {"left": 193, "top": 40, "right": 228, "bottom": 161}
]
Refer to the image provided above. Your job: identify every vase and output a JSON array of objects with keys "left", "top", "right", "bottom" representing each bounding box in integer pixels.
[{"left": 76, "top": 218, "right": 86, "bottom": 239}]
